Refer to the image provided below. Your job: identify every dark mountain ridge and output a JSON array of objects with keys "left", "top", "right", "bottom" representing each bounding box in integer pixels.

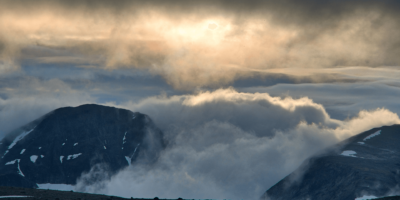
[
  {"left": 264, "top": 125, "right": 400, "bottom": 200},
  {"left": 0, "top": 104, "right": 165, "bottom": 188}
]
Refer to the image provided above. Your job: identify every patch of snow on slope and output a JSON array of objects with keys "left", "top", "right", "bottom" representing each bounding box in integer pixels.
[
  {"left": 125, "top": 156, "right": 131, "bottom": 166},
  {"left": 60, "top": 156, "right": 64, "bottom": 163},
  {"left": 122, "top": 131, "right": 127, "bottom": 149},
  {"left": 355, "top": 195, "right": 378, "bottom": 200},
  {"left": 104, "top": 146, "right": 106, "bottom": 149},
  {"left": 0, "top": 196, "right": 33, "bottom": 198},
  {"left": 74, "top": 143, "right": 78, "bottom": 146},
  {"left": 341, "top": 150, "right": 357, "bottom": 157},
  {"left": 358, "top": 142, "right": 365, "bottom": 145},
  {"left": 1, "top": 150, "right": 8, "bottom": 158},
  {"left": 20, "top": 149, "right": 25, "bottom": 154},
  {"left": 62, "top": 143, "right": 65, "bottom": 146},
  {"left": 40, "top": 155, "right": 44, "bottom": 158},
  {"left": 67, "top": 153, "right": 82, "bottom": 160},
  {"left": 133, "top": 144, "right": 140, "bottom": 154},
  {"left": 17, "top": 159, "right": 24, "bottom": 176},
  {"left": 30, "top": 155, "right": 38, "bottom": 163},
  {"left": 5, "top": 159, "right": 17, "bottom": 165},
  {"left": 2, "top": 128, "right": 35, "bottom": 158},
  {"left": 8, "top": 128, "right": 35, "bottom": 150},
  {"left": 364, "top": 130, "right": 381, "bottom": 141},
  {"left": 38, "top": 147, "right": 41, "bottom": 149},
  {"left": 37, "top": 183, "right": 75, "bottom": 191}
]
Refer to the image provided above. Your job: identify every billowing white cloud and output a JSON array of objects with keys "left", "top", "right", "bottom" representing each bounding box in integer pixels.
[{"left": 77, "top": 89, "right": 400, "bottom": 200}]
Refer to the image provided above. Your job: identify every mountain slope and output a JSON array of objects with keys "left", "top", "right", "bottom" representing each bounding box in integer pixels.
[
  {"left": 0, "top": 104, "right": 165, "bottom": 188},
  {"left": 264, "top": 125, "right": 400, "bottom": 200}
]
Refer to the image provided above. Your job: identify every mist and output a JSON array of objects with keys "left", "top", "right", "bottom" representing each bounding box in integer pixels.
[{"left": 76, "top": 89, "right": 400, "bottom": 199}]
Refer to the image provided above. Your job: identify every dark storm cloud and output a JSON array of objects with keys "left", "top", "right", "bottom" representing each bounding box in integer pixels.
[{"left": 1, "top": 0, "right": 400, "bottom": 88}]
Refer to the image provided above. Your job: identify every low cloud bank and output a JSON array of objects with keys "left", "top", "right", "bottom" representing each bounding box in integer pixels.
[{"left": 76, "top": 89, "right": 400, "bottom": 200}]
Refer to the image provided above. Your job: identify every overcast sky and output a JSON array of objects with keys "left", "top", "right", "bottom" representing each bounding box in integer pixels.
[{"left": 2, "top": 0, "right": 400, "bottom": 199}]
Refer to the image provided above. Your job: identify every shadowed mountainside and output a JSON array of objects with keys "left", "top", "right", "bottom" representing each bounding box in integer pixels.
[
  {"left": 0, "top": 104, "right": 165, "bottom": 188},
  {"left": 264, "top": 125, "right": 400, "bottom": 200}
]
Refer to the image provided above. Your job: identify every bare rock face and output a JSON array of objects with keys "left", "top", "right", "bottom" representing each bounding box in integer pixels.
[
  {"left": 264, "top": 125, "right": 400, "bottom": 200},
  {"left": 0, "top": 104, "right": 165, "bottom": 188}
]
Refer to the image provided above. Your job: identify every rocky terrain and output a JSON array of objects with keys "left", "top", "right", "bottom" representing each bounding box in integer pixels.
[
  {"left": 0, "top": 104, "right": 165, "bottom": 188},
  {"left": 264, "top": 125, "right": 400, "bottom": 200}
]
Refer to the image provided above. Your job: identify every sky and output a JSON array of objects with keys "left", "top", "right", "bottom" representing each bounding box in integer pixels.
[{"left": 2, "top": 0, "right": 400, "bottom": 199}]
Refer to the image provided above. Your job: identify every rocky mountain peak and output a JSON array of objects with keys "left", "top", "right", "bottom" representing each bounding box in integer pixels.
[{"left": 0, "top": 104, "right": 165, "bottom": 188}]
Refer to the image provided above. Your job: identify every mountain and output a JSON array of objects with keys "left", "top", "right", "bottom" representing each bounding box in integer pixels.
[
  {"left": 264, "top": 125, "right": 400, "bottom": 200},
  {"left": 0, "top": 104, "right": 165, "bottom": 188}
]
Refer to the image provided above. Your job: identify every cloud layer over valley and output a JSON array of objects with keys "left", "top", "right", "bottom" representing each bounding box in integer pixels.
[{"left": 75, "top": 89, "right": 400, "bottom": 199}]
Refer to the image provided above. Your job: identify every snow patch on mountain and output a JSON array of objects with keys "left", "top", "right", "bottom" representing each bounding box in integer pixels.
[
  {"left": 74, "top": 143, "right": 78, "bottom": 146},
  {"left": 8, "top": 128, "right": 35, "bottom": 150},
  {"left": 125, "top": 156, "right": 131, "bottom": 166},
  {"left": 364, "top": 130, "right": 381, "bottom": 141},
  {"left": 17, "top": 159, "right": 24, "bottom": 176},
  {"left": 340, "top": 150, "right": 357, "bottom": 157},
  {"left": 355, "top": 195, "right": 378, "bottom": 200},
  {"left": 30, "top": 155, "right": 38, "bottom": 163},
  {"left": 67, "top": 153, "right": 82, "bottom": 160},
  {"left": 37, "top": 183, "right": 75, "bottom": 191},
  {"left": 5, "top": 159, "right": 17, "bottom": 165},
  {"left": 0, "top": 196, "right": 33, "bottom": 198},
  {"left": 2, "top": 128, "right": 35, "bottom": 158},
  {"left": 20, "top": 149, "right": 25, "bottom": 154},
  {"left": 60, "top": 156, "right": 64, "bottom": 163}
]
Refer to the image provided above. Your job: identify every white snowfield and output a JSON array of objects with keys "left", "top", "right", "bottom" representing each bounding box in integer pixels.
[
  {"left": 0, "top": 196, "right": 33, "bottom": 198},
  {"left": 364, "top": 130, "right": 381, "bottom": 141},
  {"left": 341, "top": 150, "right": 357, "bottom": 157},
  {"left": 37, "top": 183, "right": 75, "bottom": 191},
  {"left": 30, "top": 155, "right": 38, "bottom": 163},
  {"left": 60, "top": 156, "right": 64, "bottom": 163},
  {"left": 355, "top": 195, "right": 378, "bottom": 200},
  {"left": 67, "top": 153, "right": 82, "bottom": 160},
  {"left": 74, "top": 143, "right": 78, "bottom": 146},
  {"left": 20, "top": 149, "right": 25, "bottom": 154},
  {"left": 358, "top": 142, "right": 365, "bottom": 145}
]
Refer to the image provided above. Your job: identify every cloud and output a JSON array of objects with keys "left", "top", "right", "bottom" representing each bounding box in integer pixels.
[
  {"left": 76, "top": 89, "right": 400, "bottom": 199},
  {"left": 0, "top": 77, "right": 93, "bottom": 138},
  {"left": 243, "top": 81, "right": 400, "bottom": 120},
  {"left": 1, "top": 0, "right": 400, "bottom": 89}
]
